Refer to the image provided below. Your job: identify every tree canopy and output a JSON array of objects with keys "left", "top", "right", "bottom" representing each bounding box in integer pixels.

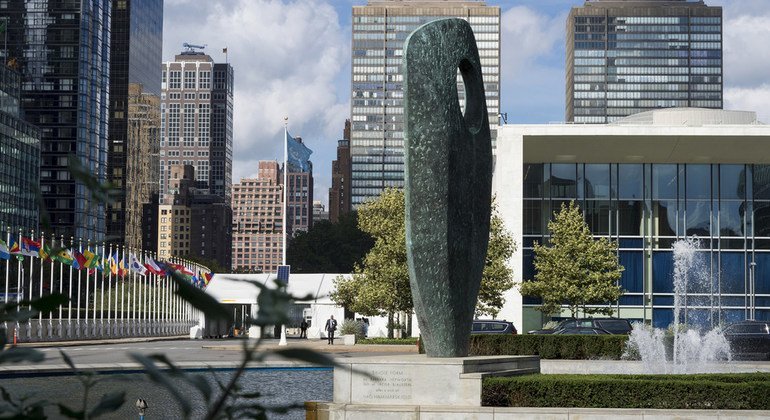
[
  {"left": 519, "top": 201, "right": 624, "bottom": 318},
  {"left": 330, "top": 189, "right": 411, "bottom": 319},
  {"left": 287, "top": 211, "right": 374, "bottom": 273},
  {"left": 331, "top": 189, "right": 517, "bottom": 321}
]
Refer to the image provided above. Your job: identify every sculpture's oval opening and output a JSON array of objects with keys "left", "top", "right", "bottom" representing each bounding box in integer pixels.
[{"left": 458, "top": 58, "right": 483, "bottom": 134}]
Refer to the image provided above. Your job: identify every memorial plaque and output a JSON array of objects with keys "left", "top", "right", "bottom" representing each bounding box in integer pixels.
[{"left": 354, "top": 366, "right": 414, "bottom": 403}]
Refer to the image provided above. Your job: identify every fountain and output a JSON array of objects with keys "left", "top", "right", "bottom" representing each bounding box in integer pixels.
[{"left": 624, "top": 237, "right": 731, "bottom": 373}]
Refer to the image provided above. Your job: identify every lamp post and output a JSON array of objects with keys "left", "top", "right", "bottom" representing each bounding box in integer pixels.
[
  {"left": 750, "top": 261, "right": 757, "bottom": 320},
  {"left": 135, "top": 398, "right": 148, "bottom": 420}
]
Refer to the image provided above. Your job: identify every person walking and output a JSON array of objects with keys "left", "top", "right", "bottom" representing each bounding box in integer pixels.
[
  {"left": 325, "top": 315, "right": 338, "bottom": 345},
  {"left": 300, "top": 319, "right": 308, "bottom": 339}
]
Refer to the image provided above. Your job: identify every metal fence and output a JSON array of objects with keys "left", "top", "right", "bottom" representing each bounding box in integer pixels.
[{"left": 1, "top": 228, "right": 209, "bottom": 342}]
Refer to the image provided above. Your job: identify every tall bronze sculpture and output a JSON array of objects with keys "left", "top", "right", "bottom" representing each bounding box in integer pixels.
[{"left": 403, "top": 18, "right": 493, "bottom": 357}]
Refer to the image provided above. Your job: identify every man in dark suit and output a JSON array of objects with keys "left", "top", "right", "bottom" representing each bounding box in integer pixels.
[{"left": 325, "top": 315, "right": 338, "bottom": 344}]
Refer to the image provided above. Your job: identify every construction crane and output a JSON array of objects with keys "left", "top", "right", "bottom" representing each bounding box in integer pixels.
[{"left": 182, "top": 43, "right": 206, "bottom": 53}]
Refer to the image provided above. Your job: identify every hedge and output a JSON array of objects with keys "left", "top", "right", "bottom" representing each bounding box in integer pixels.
[
  {"left": 469, "top": 334, "right": 628, "bottom": 359},
  {"left": 357, "top": 337, "right": 419, "bottom": 345},
  {"left": 482, "top": 373, "right": 770, "bottom": 410}
]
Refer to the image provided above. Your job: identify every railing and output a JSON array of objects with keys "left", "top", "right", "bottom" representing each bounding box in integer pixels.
[{"left": 1, "top": 228, "right": 211, "bottom": 342}]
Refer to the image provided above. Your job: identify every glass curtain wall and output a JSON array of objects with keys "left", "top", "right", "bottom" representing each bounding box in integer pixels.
[{"left": 522, "top": 163, "right": 770, "bottom": 327}]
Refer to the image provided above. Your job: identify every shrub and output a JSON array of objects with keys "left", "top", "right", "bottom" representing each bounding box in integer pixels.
[
  {"left": 339, "top": 319, "right": 365, "bottom": 340},
  {"left": 357, "top": 337, "right": 419, "bottom": 345},
  {"left": 469, "top": 334, "right": 628, "bottom": 359},
  {"left": 482, "top": 373, "right": 770, "bottom": 410}
]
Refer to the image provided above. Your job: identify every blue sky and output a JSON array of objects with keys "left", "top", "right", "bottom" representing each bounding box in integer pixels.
[{"left": 163, "top": 0, "right": 770, "bottom": 207}]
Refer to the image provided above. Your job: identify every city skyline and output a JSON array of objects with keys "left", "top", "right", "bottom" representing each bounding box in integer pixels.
[{"left": 162, "top": 0, "right": 770, "bottom": 208}]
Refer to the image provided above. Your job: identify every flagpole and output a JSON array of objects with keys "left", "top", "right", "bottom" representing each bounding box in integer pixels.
[
  {"left": 280, "top": 118, "right": 289, "bottom": 346},
  {"left": 16, "top": 229, "right": 21, "bottom": 338},
  {"left": 3, "top": 229, "right": 9, "bottom": 334},
  {"left": 283, "top": 117, "right": 288, "bottom": 266},
  {"left": 38, "top": 232, "right": 43, "bottom": 329}
]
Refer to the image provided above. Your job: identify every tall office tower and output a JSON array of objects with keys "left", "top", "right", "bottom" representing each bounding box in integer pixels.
[
  {"left": 107, "top": 0, "right": 163, "bottom": 250},
  {"left": 329, "top": 120, "right": 351, "bottom": 223},
  {"left": 1, "top": 1, "right": 111, "bottom": 240},
  {"left": 351, "top": 0, "right": 500, "bottom": 207},
  {"left": 567, "top": 0, "right": 722, "bottom": 124},
  {"left": 0, "top": 65, "right": 41, "bottom": 232},
  {"left": 231, "top": 161, "right": 284, "bottom": 272},
  {"left": 160, "top": 48, "right": 233, "bottom": 204}
]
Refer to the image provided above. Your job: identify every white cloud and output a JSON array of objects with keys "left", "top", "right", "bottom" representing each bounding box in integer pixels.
[
  {"left": 725, "top": 85, "right": 770, "bottom": 123},
  {"left": 723, "top": 14, "right": 770, "bottom": 88},
  {"left": 500, "top": 6, "right": 564, "bottom": 77},
  {"left": 163, "top": 0, "right": 350, "bottom": 206}
]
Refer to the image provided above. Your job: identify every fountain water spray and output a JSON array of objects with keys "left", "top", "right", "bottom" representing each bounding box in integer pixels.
[{"left": 625, "top": 237, "right": 731, "bottom": 373}]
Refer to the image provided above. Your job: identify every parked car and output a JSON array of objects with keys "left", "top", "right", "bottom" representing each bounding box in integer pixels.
[
  {"left": 723, "top": 320, "right": 770, "bottom": 360},
  {"left": 553, "top": 327, "right": 611, "bottom": 335},
  {"left": 528, "top": 318, "right": 632, "bottom": 335},
  {"left": 471, "top": 319, "right": 517, "bottom": 335}
]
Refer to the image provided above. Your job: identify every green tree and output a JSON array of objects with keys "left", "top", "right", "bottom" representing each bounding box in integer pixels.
[
  {"left": 330, "top": 189, "right": 411, "bottom": 337},
  {"left": 477, "top": 199, "right": 517, "bottom": 318},
  {"left": 331, "top": 190, "right": 517, "bottom": 333},
  {"left": 287, "top": 212, "right": 374, "bottom": 273},
  {"left": 520, "top": 201, "right": 624, "bottom": 318}
]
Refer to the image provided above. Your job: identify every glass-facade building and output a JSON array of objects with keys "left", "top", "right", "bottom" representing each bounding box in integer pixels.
[
  {"left": 107, "top": 0, "right": 163, "bottom": 249},
  {"left": 0, "top": 65, "right": 40, "bottom": 232},
  {"left": 0, "top": 0, "right": 111, "bottom": 240},
  {"left": 567, "top": 0, "right": 722, "bottom": 123},
  {"left": 494, "top": 109, "right": 770, "bottom": 333},
  {"left": 351, "top": 0, "right": 500, "bottom": 206}
]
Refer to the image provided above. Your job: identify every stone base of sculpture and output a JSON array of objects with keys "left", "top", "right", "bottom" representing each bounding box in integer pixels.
[{"left": 306, "top": 354, "right": 539, "bottom": 419}]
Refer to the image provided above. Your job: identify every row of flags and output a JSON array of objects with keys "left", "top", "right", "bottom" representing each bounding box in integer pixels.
[{"left": 0, "top": 235, "right": 213, "bottom": 288}]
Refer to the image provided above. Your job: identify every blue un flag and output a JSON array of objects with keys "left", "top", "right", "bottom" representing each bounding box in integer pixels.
[{"left": 287, "top": 131, "right": 313, "bottom": 172}]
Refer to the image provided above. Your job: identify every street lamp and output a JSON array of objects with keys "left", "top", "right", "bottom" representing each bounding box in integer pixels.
[
  {"left": 750, "top": 261, "right": 757, "bottom": 320},
  {"left": 135, "top": 398, "right": 148, "bottom": 420}
]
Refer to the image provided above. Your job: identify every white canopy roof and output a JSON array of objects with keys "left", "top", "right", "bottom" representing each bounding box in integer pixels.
[{"left": 204, "top": 273, "right": 350, "bottom": 305}]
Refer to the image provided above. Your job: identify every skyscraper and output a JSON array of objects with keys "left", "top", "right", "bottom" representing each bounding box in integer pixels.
[
  {"left": 351, "top": 0, "right": 500, "bottom": 207},
  {"left": 160, "top": 48, "right": 233, "bottom": 204},
  {"left": 1, "top": 1, "right": 112, "bottom": 240},
  {"left": 0, "top": 64, "right": 41, "bottom": 232},
  {"left": 107, "top": 0, "right": 163, "bottom": 250},
  {"left": 567, "top": 0, "right": 723, "bottom": 124},
  {"left": 329, "top": 120, "right": 351, "bottom": 223},
  {"left": 231, "top": 159, "right": 313, "bottom": 273}
]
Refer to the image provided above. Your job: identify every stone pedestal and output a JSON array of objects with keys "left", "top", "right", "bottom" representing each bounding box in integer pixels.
[{"left": 313, "top": 354, "right": 538, "bottom": 418}]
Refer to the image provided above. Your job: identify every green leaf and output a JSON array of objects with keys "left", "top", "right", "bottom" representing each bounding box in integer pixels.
[
  {"left": 88, "top": 391, "right": 125, "bottom": 418},
  {"left": 272, "top": 348, "right": 337, "bottom": 367},
  {"left": 0, "top": 347, "right": 44, "bottom": 364},
  {"left": 170, "top": 273, "right": 232, "bottom": 322},
  {"left": 58, "top": 403, "right": 85, "bottom": 419},
  {"left": 67, "top": 155, "right": 117, "bottom": 205},
  {"left": 60, "top": 350, "right": 76, "bottom": 370},
  {"left": 27, "top": 294, "right": 69, "bottom": 313}
]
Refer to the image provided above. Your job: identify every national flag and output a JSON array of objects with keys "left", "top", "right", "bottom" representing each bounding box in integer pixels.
[
  {"left": 286, "top": 131, "right": 313, "bottom": 172},
  {"left": 203, "top": 272, "right": 213, "bottom": 285},
  {"left": 129, "top": 253, "right": 147, "bottom": 276},
  {"left": 83, "top": 249, "right": 101, "bottom": 270},
  {"left": 73, "top": 250, "right": 87, "bottom": 270},
  {"left": 53, "top": 248, "right": 75, "bottom": 266},
  {"left": 39, "top": 243, "right": 52, "bottom": 261},
  {"left": 222, "top": 47, "right": 228, "bottom": 54},
  {"left": 8, "top": 235, "right": 21, "bottom": 256},
  {"left": 118, "top": 255, "right": 128, "bottom": 277},
  {"left": 144, "top": 256, "right": 165, "bottom": 276},
  {"left": 21, "top": 237, "right": 41, "bottom": 257},
  {"left": 108, "top": 251, "right": 118, "bottom": 276},
  {"left": 0, "top": 239, "right": 10, "bottom": 260}
]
